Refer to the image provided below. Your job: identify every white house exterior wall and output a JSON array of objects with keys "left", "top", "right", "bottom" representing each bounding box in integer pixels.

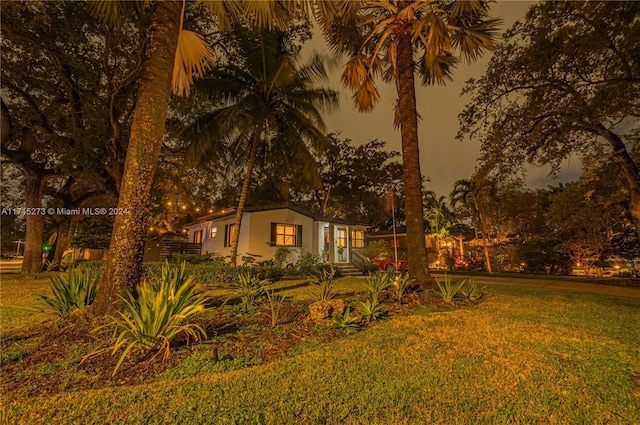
[
  {"left": 185, "top": 206, "right": 368, "bottom": 264},
  {"left": 246, "top": 209, "right": 315, "bottom": 259}
]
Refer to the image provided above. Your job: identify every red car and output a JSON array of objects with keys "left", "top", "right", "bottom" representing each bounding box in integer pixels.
[{"left": 370, "top": 256, "right": 408, "bottom": 272}]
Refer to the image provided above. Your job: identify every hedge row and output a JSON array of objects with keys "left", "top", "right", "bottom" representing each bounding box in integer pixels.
[{"left": 74, "top": 260, "right": 334, "bottom": 285}]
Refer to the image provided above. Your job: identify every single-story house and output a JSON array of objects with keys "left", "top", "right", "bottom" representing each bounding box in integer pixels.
[{"left": 183, "top": 203, "right": 369, "bottom": 264}]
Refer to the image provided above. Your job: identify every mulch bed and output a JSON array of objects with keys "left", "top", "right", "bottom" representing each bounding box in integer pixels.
[{"left": 2, "top": 290, "right": 453, "bottom": 399}]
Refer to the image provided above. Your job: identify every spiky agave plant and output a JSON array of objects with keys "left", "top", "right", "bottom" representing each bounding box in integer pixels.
[
  {"left": 38, "top": 268, "right": 99, "bottom": 315},
  {"left": 363, "top": 271, "right": 390, "bottom": 301},
  {"left": 108, "top": 263, "right": 208, "bottom": 375},
  {"left": 308, "top": 265, "right": 338, "bottom": 301},
  {"left": 357, "top": 298, "right": 386, "bottom": 322},
  {"left": 434, "top": 274, "right": 465, "bottom": 303},
  {"left": 226, "top": 273, "right": 268, "bottom": 312}
]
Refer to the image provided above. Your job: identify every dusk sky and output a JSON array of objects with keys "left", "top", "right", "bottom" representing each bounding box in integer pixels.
[{"left": 306, "top": 1, "right": 582, "bottom": 198}]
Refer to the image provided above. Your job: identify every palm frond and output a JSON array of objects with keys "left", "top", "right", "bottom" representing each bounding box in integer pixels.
[
  {"left": 196, "top": 0, "right": 243, "bottom": 32},
  {"left": 451, "top": 18, "right": 503, "bottom": 63},
  {"left": 352, "top": 76, "right": 380, "bottom": 112},
  {"left": 242, "top": 1, "right": 295, "bottom": 31},
  {"left": 88, "top": 0, "right": 144, "bottom": 26},
  {"left": 172, "top": 30, "right": 215, "bottom": 97},
  {"left": 417, "top": 52, "right": 458, "bottom": 86},
  {"left": 341, "top": 55, "right": 370, "bottom": 91}
]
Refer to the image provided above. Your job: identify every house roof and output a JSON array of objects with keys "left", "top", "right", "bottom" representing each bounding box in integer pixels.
[{"left": 185, "top": 202, "right": 369, "bottom": 227}]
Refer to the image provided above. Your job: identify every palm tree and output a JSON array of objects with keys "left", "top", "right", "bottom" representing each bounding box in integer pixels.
[
  {"left": 91, "top": 1, "right": 316, "bottom": 315},
  {"left": 185, "top": 28, "right": 338, "bottom": 266},
  {"left": 316, "top": 1, "right": 501, "bottom": 285},
  {"left": 450, "top": 177, "right": 493, "bottom": 273}
]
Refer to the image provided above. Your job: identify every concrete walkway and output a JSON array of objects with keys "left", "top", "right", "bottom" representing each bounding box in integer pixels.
[{"left": 432, "top": 272, "right": 640, "bottom": 299}]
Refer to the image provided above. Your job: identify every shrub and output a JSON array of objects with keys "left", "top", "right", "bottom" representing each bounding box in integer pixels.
[
  {"left": 105, "top": 262, "right": 208, "bottom": 376},
  {"left": 167, "top": 253, "right": 215, "bottom": 264},
  {"left": 308, "top": 265, "right": 337, "bottom": 301},
  {"left": 227, "top": 273, "right": 268, "bottom": 312},
  {"left": 158, "top": 260, "right": 190, "bottom": 289},
  {"left": 77, "top": 260, "right": 285, "bottom": 286},
  {"left": 390, "top": 273, "right": 413, "bottom": 303},
  {"left": 358, "top": 240, "right": 393, "bottom": 260},
  {"left": 274, "top": 247, "right": 296, "bottom": 267},
  {"left": 363, "top": 272, "right": 390, "bottom": 301},
  {"left": 75, "top": 260, "right": 106, "bottom": 280},
  {"left": 37, "top": 268, "right": 99, "bottom": 316},
  {"left": 262, "top": 290, "right": 287, "bottom": 327},
  {"left": 295, "top": 253, "right": 323, "bottom": 275},
  {"left": 459, "top": 278, "right": 486, "bottom": 301},
  {"left": 331, "top": 307, "right": 360, "bottom": 332},
  {"left": 362, "top": 263, "right": 381, "bottom": 274},
  {"left": 434, "top": 274, "right": 465, "bottom": 303},
  {"left": 357, "top": 299, "right": 386, "bottom": 322}
]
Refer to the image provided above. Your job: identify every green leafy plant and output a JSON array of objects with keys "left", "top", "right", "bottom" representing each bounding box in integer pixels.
[
  {"left": 357, "top": 299, "right": 386, "bottom": 322},
  {"left": 390, "top": 273, "right": 413, "bottom": 303},
  {"left": 37, "top": 268, "right": 99, "bottom": 316},
  {"left": 262, "top": 289, "right": 287, "bottom": 327},
  {"left": 459, "top": 278, "right": 486, "bottom": 301},
  {"left": 41, "top": 259, "right": 60, "bottom": 272},
  {"left": 274, "top": 247, "right": 295, "bottom": 267},
  {"left": 227, "top": 273, "right": 268, "bottom": 312},
  {"left": 295, "top": 252, "right": 323, "bottom": 275},
  {"left": 308, "top": 265, "right": 337, "bottom": 301},
  {"left": 434, "top": 274, "right": 465, "bottom": 303},
  {"left": 331, "top": 307, "right": 360, "bottom": 332},
  {"left": 159, "top": 260, "right": 189, "bottom": 289},
  {"left": 105, "top": 263, "right": 209, "bottom": 376},
  {"left": 363, "top": 271, "right": 390, "bottom": 301}
]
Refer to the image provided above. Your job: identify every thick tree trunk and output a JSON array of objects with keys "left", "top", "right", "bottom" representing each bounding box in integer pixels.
[
  {"left": 396, "top": 34, "right": 430, "bottom": 285},
  {"left": 595, "top": 124, "right": 640, "bottom": 236},
  {"left": 52, "top": 216, "right": 71, "bottom": 265},
  {"left": 92, "top": 2, "right": 182, "bottom": 315},
  {"left": 230, "top": 129, "right": 262, "bottom": 267},
  {"left": 1, "top": 99, "right": 11, "bottom": 144},
  {"left": 22, "top": 172, "right": 44, "bottom": 273}
]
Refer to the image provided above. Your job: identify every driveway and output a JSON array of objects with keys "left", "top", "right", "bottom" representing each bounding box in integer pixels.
[{"left": 432, "top": 272, "right": 640, "bottom": 299}]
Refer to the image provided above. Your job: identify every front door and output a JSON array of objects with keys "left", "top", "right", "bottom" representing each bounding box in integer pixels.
[
  {"left": 336, "top": 227, "right": 347, "bottom": 262},
  {"left": 323, "top": 227, "right": 330, "bottom": 261}
]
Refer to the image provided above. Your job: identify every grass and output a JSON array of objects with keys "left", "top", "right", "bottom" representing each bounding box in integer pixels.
[
  {"left": 0, "top": 274, "right": 51, "bottom": 334},
  {"left": 2, "top": 274, "right": 639, "bottom": 424}
]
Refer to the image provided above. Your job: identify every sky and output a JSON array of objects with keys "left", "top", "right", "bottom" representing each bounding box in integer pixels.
[{"left": 305, "top": 1, "right": 582, "bottom": 198}]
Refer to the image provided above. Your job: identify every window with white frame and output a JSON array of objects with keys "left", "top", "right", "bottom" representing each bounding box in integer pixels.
[
  {"left": 270, "top": 223, "right": 302, "bottom": 247},
  {"left": 224, "top": 224, "right": 238, "bottom": 247},
  {"left": 336, "top": 228, "right": 347, "bottom": 248},
  {"left": 351, "top": 230, "right": 364, "bottom": 248}
]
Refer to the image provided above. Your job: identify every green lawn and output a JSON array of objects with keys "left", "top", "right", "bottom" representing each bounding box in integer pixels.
[{"left": 2, "top": 274, "right": 639, "bottom": 424}]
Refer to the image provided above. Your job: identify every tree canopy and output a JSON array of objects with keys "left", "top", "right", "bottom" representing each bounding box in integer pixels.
[{"left": 459, "top": 1, "right": 640, "bottom": 234}]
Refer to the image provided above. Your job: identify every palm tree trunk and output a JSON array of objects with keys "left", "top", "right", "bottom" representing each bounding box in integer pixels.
[
  {"left": 92, "top": 1, "right": 182, "bottom": 315},
  {"left": 230, "top": 129, "right": 262, "bottom": 267},
  {"left": 22, "top": 172, "right": 44, "bottom": 273},
  {"left": 474, "top": 199, "right": 492, "bottom": 273},
  {"left": 396, "top": 33, "right": 430, "bottom": 285}
]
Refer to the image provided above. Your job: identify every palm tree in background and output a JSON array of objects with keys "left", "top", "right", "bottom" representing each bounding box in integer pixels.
[
  {"left": 90, "top": 0, "right": 316, "bottom": 314},
  {"left": 316, "top": 0, "right": 501, "bottom": 285},
  {"left": 423, "top": 190, "right": 454, "bottom": 237},
  {"left": 450, "top": 176, "right": 493, "bottom": 273},
  {"left": 185, "top": 28, "right": 338, "bottom": 266}
]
